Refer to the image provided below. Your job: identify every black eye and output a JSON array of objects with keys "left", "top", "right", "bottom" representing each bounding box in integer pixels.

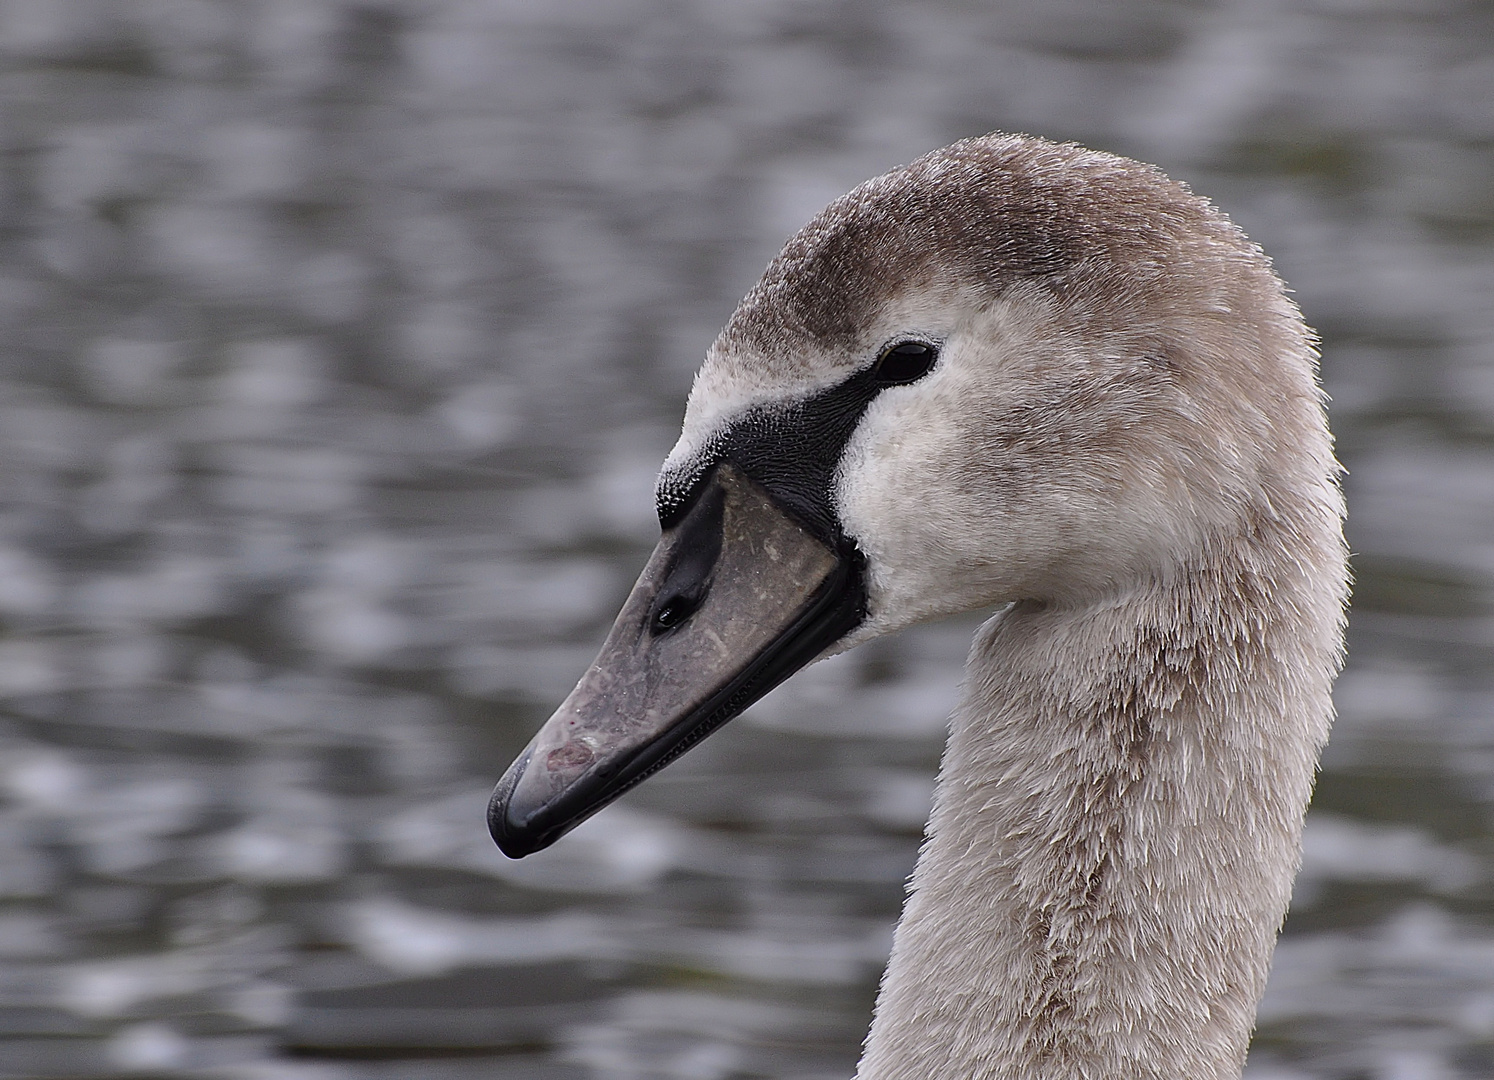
[{"left": 873, "top": 341, "right": 938, "bottom": 385}]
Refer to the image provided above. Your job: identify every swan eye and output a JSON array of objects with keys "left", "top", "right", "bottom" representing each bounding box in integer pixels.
[{"left": 873, "top": 342, "right": 938, "bottom": 385}]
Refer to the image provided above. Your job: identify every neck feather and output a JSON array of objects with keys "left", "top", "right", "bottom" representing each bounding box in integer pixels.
[{"left": 857, "top": 509, "right": 1346, "bottom": 1080}]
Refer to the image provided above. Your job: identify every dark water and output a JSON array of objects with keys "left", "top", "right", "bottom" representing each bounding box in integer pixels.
[{"left": 0, "top": 2, "right": 1491, "bottom": 1078}]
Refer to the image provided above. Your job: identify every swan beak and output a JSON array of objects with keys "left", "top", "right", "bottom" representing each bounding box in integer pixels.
[{"left": 489, "top": 462, "right": 865, "bottom": 858}]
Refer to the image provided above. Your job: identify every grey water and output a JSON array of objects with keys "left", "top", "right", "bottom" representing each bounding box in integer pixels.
[{"left": 0, "top": 2, "right": 1490, "bottom": 1078}]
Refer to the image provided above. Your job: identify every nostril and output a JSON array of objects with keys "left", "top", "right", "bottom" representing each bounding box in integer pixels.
[
  {"left": 651, "top": 593, "right": 701, "bottom": 633},
  {"left": 649, "top": 476, "right": 725, "bottom": 637}
]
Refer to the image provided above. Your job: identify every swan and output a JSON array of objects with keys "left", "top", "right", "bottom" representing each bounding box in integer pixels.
[{"left": 487, "top": 133, "right": 1348, "bottom": 1079}]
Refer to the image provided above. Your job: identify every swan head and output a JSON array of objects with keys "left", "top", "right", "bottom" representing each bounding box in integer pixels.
[{"left": 489, "top": 133, "right": 1334, "bottom": 857}]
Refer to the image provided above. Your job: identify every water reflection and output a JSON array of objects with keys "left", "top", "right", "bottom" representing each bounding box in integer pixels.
[{"left": 0, "top": 2, "right": 1490, "bottom": 1078}]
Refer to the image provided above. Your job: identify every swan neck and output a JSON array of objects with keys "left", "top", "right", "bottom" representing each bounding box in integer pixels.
[{"left": 857, "top": 532, "right": 1342, "bottom": 1080}]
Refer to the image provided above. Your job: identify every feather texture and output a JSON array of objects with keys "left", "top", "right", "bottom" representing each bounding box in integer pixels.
[{"left": 663, "top": 133, "right": 1349, "bottom": 1079}]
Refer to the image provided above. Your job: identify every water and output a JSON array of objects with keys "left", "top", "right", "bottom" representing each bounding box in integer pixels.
[{"left": 0, "top": 2, "right": 1490, "bottom": 1078}]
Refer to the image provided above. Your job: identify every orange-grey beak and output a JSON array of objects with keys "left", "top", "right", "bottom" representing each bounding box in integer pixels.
[{"left": 488, "top": 462, "right": 865, "bottom": 858}]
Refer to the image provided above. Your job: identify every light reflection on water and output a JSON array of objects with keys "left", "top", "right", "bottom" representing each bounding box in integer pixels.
[{"left": 0, "top": 2, "right": 1491, "bottom": 1078}]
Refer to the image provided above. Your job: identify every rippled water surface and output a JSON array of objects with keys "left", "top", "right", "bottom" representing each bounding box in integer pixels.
[{"left": 0, "top": 2, "right": 1492, "bottom": 1078}]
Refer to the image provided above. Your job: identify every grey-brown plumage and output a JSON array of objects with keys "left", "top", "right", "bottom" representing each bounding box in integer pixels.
[
  {"left": 673, "top": 134, "right": 1349, "bottom": 1078},
  {"left": 721, "top": 135, "right": 1250, "bottom": 363},
  {"left": 514, "top": 132, "right": 1348, "bottom": 1079}
]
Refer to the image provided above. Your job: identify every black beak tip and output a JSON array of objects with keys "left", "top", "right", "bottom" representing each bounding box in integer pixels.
[{"left": 487, "top": 749, "right": 548, "bottom": 860}]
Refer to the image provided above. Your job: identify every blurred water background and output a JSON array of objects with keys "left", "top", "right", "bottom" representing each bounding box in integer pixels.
[{"left": 0, "top": 1, "right": 1490, "bottom": 1077}]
